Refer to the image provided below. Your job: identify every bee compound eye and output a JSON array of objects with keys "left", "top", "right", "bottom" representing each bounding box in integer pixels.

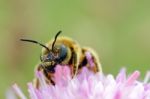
[{"left": 56, "top": 45, "right": 67, "bottom": 62}]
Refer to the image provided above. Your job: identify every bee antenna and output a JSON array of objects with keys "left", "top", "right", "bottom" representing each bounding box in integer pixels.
[
  {"left": 52, "top": 30, "right": 62, "bottom": 52},
  {"left": 20, "top": 39, "right": 50, "bottom": 52}
]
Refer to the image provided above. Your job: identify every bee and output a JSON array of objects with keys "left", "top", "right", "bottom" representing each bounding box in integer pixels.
[{"left": 20, "top": 31, "right": 102, "bottom": 87}]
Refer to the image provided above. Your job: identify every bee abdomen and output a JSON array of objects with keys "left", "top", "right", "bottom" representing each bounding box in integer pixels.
[{"left": 78, "top": 47, "right": 102, "bottom": 73}]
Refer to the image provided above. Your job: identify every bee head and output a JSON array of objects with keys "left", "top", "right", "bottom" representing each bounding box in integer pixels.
[
  {"left": 41, "top": 44, "right": 67, "bottom": 64},
  {"left": 20, "top": 31, "right": 65, "bottom": 73},
  {"left": 40, "top": 30, "right": 67, "bottom": 62},
  {"left": 38, "top": 44, "right": 67, "bottom": 76}
]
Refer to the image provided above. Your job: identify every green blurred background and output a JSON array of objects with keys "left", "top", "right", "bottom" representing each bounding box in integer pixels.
[{"left": 1, "top": 0, "right": 150, "bottom": 98}]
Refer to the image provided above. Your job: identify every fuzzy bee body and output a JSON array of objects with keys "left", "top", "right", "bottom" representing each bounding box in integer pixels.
[
  {"left": 21, "top": 31, "right": 102, "bottom": 87},
  {"left": 79, "top": 47, "right": 102, "bottom": 73}
]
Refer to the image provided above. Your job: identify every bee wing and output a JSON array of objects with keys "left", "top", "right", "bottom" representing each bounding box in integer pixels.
[{"left": 82, "top": 47, "right": 102, "bottom": 73}]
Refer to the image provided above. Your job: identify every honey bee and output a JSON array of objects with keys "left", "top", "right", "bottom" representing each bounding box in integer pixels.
[{"left": 21, "top": 31, "right": 102, "bottom": 87}]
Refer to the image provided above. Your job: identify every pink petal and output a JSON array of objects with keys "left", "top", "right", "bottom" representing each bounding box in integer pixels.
[{"left": 125, "top": 71, "right": 140, "bottom": 86}]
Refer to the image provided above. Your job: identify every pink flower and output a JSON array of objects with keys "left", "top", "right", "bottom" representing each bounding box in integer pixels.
[
  {"left": 9, "top": 52, "right": 150, "bottom": 99},
  {"left": 11, "top": 66, "right": 150, "bottom": 99}
]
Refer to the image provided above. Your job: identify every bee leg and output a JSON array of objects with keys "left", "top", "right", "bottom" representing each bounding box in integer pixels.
[
  {"left": 33, "top": 78, "right": 40, "bottom": 88},
  {"left": 33, "top": 64, "right": 42, "bottom": 88},
  {"left": 72, "top": 52, "right": 80, "bottom": 77},
  {"left": 33, "top": 64, "right": 51, "bottom": 88},
  {"left": 72, "top": 52, "right": 77, "bottom": 77}
]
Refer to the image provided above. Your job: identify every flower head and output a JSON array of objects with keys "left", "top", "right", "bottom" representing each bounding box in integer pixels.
[
  {"left": 10, "top": 51, "right": 150, "bottom": 99},
  {"left": 11, "top": 65, "right": 150, "bottom": 99}
]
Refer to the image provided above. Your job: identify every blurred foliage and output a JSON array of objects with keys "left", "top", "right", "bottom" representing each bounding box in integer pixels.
[{"left": 0, "top": 0, "right": 150, "bottom": 98}]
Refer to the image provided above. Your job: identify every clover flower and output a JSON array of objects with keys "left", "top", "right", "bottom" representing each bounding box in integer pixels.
[{"left": 10, "top": 52, "right": 150, "bottom": 99}]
